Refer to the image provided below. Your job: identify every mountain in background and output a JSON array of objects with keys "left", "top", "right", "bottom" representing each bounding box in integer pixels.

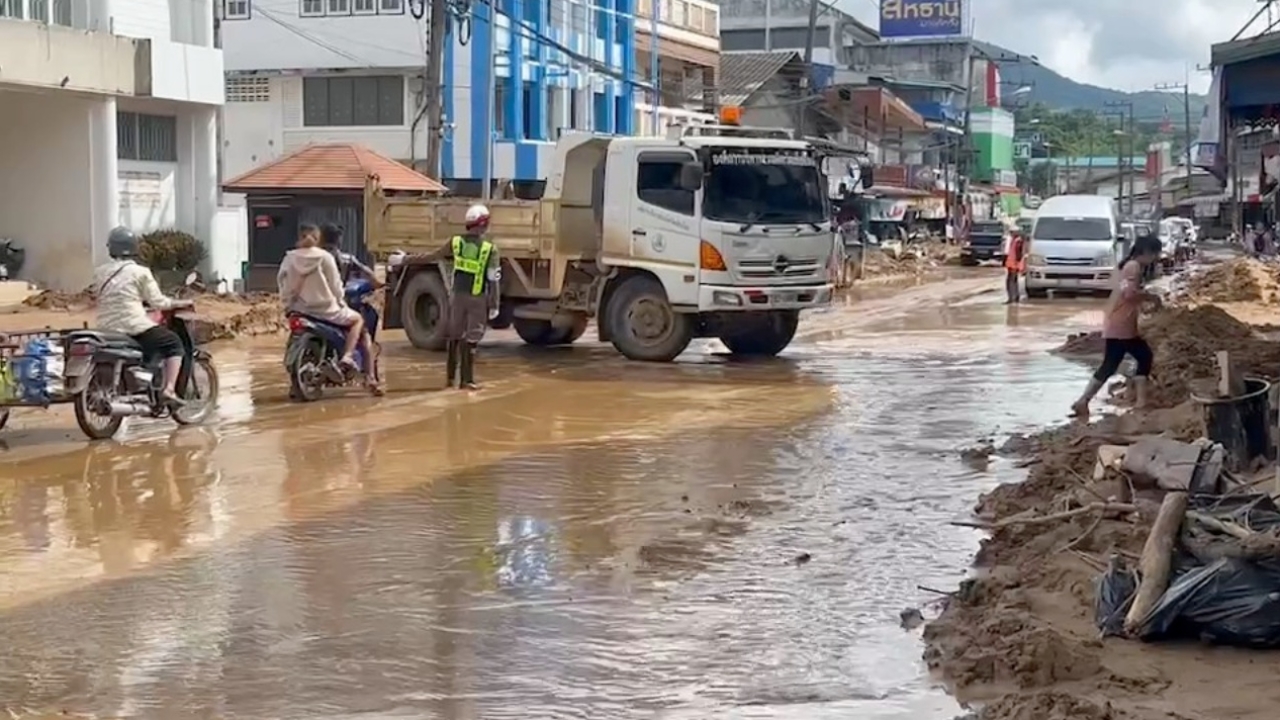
[{"left": 974, "top": 40, "right": 1209, "bottom": 122}]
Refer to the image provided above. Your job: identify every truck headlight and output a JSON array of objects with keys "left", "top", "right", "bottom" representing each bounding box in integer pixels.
[
  {"left": 1028, "top": 254, "right": 1046, "bottom": 266},
  {"left": 1096, "top": 251, "right": 1115, "bottom": 266}
]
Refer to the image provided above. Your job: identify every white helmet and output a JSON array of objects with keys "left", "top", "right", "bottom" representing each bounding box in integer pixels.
[{"left": 464, "top": 203, "right": 491, "bottom": 230}]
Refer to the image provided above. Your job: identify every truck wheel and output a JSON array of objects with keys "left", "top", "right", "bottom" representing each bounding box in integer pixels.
[
  {"left": 960, "top": 255, "right": 979, "bottom": 267},
  {"left": 720, "top": 310, "right": 799, "bottom": 357},
  {"left": 513, "top": 316, "right": 588, "bottom": 346},
  {"left": 606, "top": 276, "right": 692, "bottom": 362},
  {"left": 401, "top": 270, "right": 449, "bottom": 351}
]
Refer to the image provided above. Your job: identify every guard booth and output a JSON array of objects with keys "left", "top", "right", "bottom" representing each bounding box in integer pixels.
[{"left": 222, "top": 143, "right": 446, "bottom": 291}]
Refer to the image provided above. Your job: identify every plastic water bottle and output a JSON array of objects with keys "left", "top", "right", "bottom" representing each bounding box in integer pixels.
[{"left": 44, "top": 343, "right": 64, "bottom": 397}]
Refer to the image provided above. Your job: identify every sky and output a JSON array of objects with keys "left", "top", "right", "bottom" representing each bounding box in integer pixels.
[{"left": 839, "top": 0, "right": 1271, "bottom": 94}]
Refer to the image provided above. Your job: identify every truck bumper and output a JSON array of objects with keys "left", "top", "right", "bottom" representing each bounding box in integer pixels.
[
  {"left": 698, "top": 283, "right": 833, "bottom": 312},
  {"left": 1025, "top": 266, "right": 1115, "bottom": 292}
]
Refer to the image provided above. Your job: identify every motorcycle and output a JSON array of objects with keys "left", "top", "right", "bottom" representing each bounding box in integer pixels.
[
  {"left": 284, "top": 277, "right": 381, "bottom": 402},
  {"left": 64, "top": 275, "right": 220, "bottom": 440}
]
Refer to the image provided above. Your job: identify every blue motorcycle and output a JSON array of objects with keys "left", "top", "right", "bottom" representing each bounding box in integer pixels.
[{"left": 284, "top": 278, "right": 381, "bottom": 402}]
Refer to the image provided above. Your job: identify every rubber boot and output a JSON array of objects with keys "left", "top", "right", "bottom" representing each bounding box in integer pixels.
[
  {"left": 445, "top": 340, "right": 459, "bottom": 388},
  {"left": 461, "top": 343, "right": 480, "bottom": 390}
]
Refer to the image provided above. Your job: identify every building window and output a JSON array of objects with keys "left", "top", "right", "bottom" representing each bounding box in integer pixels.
[
  {"left": 0, "top": 0, "right": 25, "bottom": 18},
  {"left": 636, "top": 154, "right": 694, "bottom": 215},
  {"left": 303, "top": 76, "right": 405, "bottom": 127},
  {"left": 222, "top": 0, "right": 251, "bottom": 19},
  {"left": 546, "top": 85, "right": 557, "bottom": 139},
  {"left": 569, "top": 89, "right": 580, "bottom": 130},
  {"left": 521, "top": 81, "right": 534, "bottom": 140},
  {"left": 378, "top": 0, "right": 403, "bottom": 14},
  {"left": 493, "top": 82, "right": 507, "bottom": 137},
  {"left": 300, "top": 0, "right": 324, "bottom": 15},
  {"left": 117, "top": 112, "right": 178, "bottom": 163},
  {"left": 570, "top": 1, "right": 585, "bottom": 34},
  {"left": 326, "top": 0, "right": 350, "bottom": 14},
  {"left": 549, "top": 0, "right": 566, "bottom": 24},
  {"left": 226, "top": 76, "right": 271, "bottom": 102},
  {"left": 30, "top": 0, "right": 47, "bottom": 20},
  {"left": 51, "top": 0, "right": 70, "bottom": 23},
  {"left": 353, "top": 0, "right": 374, "bottom": 13}
]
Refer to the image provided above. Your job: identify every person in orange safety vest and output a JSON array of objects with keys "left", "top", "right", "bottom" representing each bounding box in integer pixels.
[{"left": 1004, "top": 230, "right": 1027, "bottom": 304}]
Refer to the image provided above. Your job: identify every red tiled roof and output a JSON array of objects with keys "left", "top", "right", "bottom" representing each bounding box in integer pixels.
[{"left": 222, "top": 143, "right": 446, "bottom": 193}]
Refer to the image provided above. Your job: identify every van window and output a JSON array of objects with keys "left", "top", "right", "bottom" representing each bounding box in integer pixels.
[{"left": 1033, "top": 217, "right": 1112, "bottom": 241}]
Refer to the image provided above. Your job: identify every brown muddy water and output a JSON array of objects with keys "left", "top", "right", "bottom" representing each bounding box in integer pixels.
[{"left": 0, "top": 276, "right": 1110, "bottom": 719}]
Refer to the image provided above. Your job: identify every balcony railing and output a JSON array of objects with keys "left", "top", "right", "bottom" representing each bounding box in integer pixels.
[
  {"left": 0, "top": 0, "right": 82, "bottom": 28},
  {"left": 636, "top": 0, "right": 718, "bottom": 38}
]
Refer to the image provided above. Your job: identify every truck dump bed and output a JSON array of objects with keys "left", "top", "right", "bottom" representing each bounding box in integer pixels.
[{"left": 363, "top": 180, "right": 550, "bottom": 258}]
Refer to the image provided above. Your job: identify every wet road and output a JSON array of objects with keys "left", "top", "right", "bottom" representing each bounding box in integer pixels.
[{"left": 0, "top": 273, "right": 1110, "bottom": 719}]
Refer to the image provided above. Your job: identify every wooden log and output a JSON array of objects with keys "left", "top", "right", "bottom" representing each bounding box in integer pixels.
[
  {"left": 1124, "top": 491, "right": 1189, "bottom": 636},
  {"left": 1187, "top": 510, "right": 1254, "bottom": 540},
  {"left": 1217, "top": 351, "right": 1246, "bottom": 398}
]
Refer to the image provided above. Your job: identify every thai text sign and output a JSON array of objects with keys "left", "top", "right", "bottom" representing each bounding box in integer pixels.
[{"left": 879, "top": 0, "right": 963, "bottom": 38}]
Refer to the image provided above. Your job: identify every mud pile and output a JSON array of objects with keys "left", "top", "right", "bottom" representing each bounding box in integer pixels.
[
  {"left": 1051, "top": 305, "right": 1280, "bottom": 407},
  {"left": 860, "top": 241, "right": 962, "bottom": 279},
  {"left": 928, "top": 403, "right": 1273, "bottom": 719},
  {"left": 1174, "top": 257, "right": 1267, "bottom": 304},
  {"left": 20, "top": 288, "right": 93, "bottom": 311}
]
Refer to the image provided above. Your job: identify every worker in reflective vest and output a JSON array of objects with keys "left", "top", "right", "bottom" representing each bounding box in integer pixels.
[
  {"left": 1004, "top": 230, "right": 1027, "bottom": 304},
  {"left": 446, "top": 203, "right": 501, "bottom": 390}
]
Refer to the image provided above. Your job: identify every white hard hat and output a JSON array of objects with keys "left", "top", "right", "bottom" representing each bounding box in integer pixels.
[{"left": 464, "top": 203, "right": 491, "bottom": 227}]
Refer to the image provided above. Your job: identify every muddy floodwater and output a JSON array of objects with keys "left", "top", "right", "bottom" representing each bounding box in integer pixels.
[{"left": 0, "top": 275, "right": 1110, "bottom": 719}]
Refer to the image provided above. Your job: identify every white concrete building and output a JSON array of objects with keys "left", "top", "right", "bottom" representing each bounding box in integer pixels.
[
  {"left": 0, "top": 1, "right": 225, "bottom": 291},
  {"left": 220, "top": 0, "right": 720, "bottom": 189}
]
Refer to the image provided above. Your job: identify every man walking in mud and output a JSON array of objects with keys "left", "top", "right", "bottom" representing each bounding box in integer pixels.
[{"left": 444, "top": 204, "right": 500, "bottom": 391}]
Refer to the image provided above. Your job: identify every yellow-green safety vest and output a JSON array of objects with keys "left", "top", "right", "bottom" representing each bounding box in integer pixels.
[{"left": 451, "top": 235, "right": 493, "bottom": 296}]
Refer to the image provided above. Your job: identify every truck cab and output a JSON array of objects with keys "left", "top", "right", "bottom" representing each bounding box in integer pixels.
[{"left": 372, "top": 119, "right": 838, "bottom": 362}]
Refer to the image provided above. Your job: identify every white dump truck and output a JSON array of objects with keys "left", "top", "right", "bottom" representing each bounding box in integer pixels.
[{"left": 367, "top": 118, "right": 855, "bottom": 362}]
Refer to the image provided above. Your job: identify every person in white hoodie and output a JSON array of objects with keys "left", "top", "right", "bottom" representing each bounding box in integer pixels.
[{"left": 278, "top": 223, "right": 364, "bottom": 367}]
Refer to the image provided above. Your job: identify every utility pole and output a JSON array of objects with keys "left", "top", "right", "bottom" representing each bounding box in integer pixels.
[
  {"left": 1104, "top": 100, "right": 1134, "bottom": 215},
  {"left": 799, "top": 0, "right": 821, "bottom": 138},
  {"left": 423, "top": 0, "right": 448, "bottom": 179},
  {"left": 1155, "top": 81, "right": 1196, "bottom": 210}
]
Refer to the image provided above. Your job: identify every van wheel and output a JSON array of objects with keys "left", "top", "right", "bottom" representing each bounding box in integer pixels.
[
  {"left": 1025, "top": 288, "right": 1049, "bottom": 299},
  {"left": 401, "top": 271, "right": 449, "bottom": 351},
  {"left": 606, "top": 276, "right": 692, "bottom": 362}
]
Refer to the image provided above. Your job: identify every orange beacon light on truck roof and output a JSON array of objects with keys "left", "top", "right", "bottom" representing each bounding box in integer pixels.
[{"left": 718, "top": 106, "right": 742, "bottom": 125}]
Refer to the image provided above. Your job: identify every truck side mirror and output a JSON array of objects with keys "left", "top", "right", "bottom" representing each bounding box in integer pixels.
[
  {"left": 678, "top": 162, "right": 704, "bottom": 191},
  {"left": 861, "top": 165, "right": 874, "bottom": 189}
]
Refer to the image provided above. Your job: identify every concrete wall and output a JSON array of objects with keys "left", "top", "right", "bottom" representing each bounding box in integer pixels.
[
  {"left": 0, "top": 91, "right": 99, "bottom": 291},
  {"left": 0, "top": 19, "right": 143, "bottom": 95}
]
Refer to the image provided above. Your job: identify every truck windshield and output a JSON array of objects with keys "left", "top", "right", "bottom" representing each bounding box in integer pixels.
[
  {"left": 1033, "top": 217, "right": 1112, "bottom": 241},
  {"left": 703, "top": 150, "right": 827, "bottom": 225}
]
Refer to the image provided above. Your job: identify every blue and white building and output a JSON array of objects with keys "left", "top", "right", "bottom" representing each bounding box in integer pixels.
[{"left": 220, "top": 0, "right": 658, "bottom": 188}]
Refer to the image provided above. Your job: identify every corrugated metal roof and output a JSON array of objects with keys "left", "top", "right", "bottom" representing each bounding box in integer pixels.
[
  {"left": 1212, "top": 32, "right": 1280, "bottom": 67},
  {"left": 223, "top": 143, "right": 447, "bottom": 194},
  {"left": 718, "top": 50, "right": 802, "bottom": 106}
]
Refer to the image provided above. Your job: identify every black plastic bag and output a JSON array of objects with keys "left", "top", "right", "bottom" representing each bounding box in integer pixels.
[
  {"left": 1095, "top": 556, "right": 1138, "bottom": 637},
  {"left": 1137, "top": 556, "right": 1280, "bottom": 647}
]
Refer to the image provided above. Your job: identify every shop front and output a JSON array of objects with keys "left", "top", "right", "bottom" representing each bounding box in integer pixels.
[{"left": 1211, "top": 34, "right": 1280, "bottom": 230}]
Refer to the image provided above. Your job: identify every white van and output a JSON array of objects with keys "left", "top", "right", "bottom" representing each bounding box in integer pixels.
[{"left": 1024, "top": 195, "right": 1121, "bottom": 298}]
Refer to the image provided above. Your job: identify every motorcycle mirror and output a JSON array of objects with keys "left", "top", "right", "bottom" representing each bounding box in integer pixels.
[{"left": 184, "top": 271, "right": 199, "bottom": 286}]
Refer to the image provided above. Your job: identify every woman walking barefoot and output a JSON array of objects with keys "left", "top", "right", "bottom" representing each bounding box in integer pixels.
[{"left": 1070, "top": 235, "right": 1164, "bottom": 418}]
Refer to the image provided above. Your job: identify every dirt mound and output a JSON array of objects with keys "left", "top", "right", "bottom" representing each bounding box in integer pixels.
[
  {"left": 20, "top": 288, "right": 93, "bottom": 311},
  {"left": 927, "top": 402, "right": 1277, "bottom": 719},
  {"left": 1141, "top": 305, "right": 1280, "bottom": 407},
  {"left": 1053, "top": 331, "right": 1105, "bottom": 356},
  {"left": 860, "top": 241, "right": 961, "bottom": 279},
  {"left": 1175, "top": 258, "right": 1267, "bottom": 303},
  {"left": 1053, "top": 305, "right": 1280, "bottom": 407}
]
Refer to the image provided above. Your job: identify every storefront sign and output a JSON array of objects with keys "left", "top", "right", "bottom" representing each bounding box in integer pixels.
[
  {"left": 866, "top": 199, "right": 911, "bottom": 222},
  {"left": 879, "top": 0, "right": 963, "bottom": 38},
  {"left": 995, "top": 169, "right": 1017, "bottom": 187}
]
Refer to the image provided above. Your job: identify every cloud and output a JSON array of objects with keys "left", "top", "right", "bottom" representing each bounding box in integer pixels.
[{"left": 842, "top": 0, "right": 1262, "bottom": 93}]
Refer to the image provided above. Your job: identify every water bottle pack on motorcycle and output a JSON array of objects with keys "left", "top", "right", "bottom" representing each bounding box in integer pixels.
[
  {"left": 65, "top": 301, "right": 219, "bottom": 440},
  {"left": 284, "top": 278, "right": 381, "bottom": 402}
]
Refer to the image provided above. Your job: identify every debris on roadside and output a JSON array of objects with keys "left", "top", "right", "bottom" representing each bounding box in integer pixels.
[
  {"left": 930, "top": 285, "right": 1280, "bottom": 718},
  {"left": 1171, "top": 256, "right": 1269, "bottom": 304}
]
